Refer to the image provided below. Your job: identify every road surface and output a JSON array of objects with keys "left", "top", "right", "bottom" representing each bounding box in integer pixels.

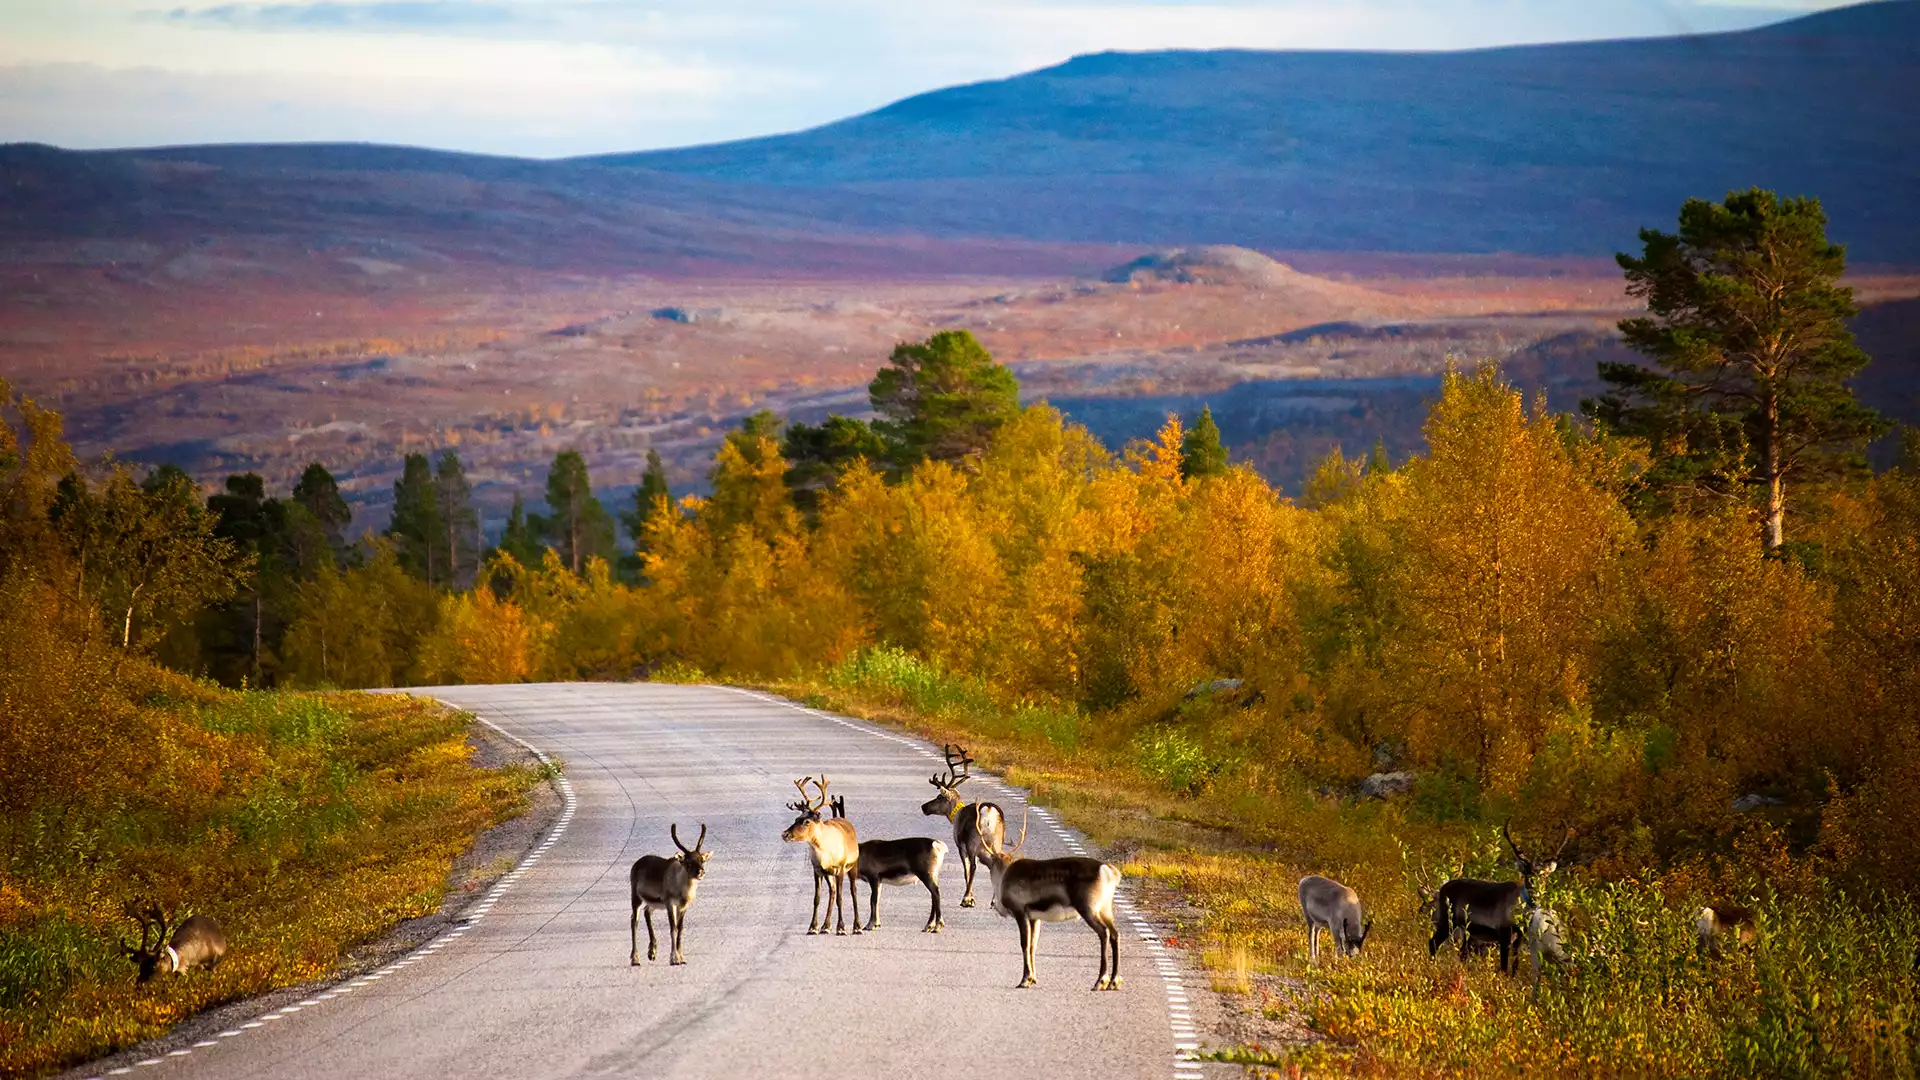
[{"left": 75, "top": 683, "right": 1216, "bottom": 1080}]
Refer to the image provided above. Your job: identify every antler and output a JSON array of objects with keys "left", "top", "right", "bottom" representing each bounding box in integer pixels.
[
  {"left": 1008, "top": 804, "right": 1030, "bottom": 855},
  {"left": 791, "top": 776, "right": 825, "bottom": 814},
  {"left": 1501, "top": 819, "right": 1526, "bottom": 863},
  {"left": 122, "top": 900, "right": 158, "bottom": 953},
  {"left": 1552, "top": 827, "right": 1573, "bottom": 861},
  {"left": 812, "top": 775, "right": 832, "bottom": 811},
  {"left": 673, "top": 823, "right": 707, "bottom": 853}
]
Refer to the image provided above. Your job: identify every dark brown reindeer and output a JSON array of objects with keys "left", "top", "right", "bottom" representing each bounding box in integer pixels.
[
  {"left": 853, "top": 836, "right": 948, "bottom": 933},
  {"left": 920, "top": 744, "right": 1006, "bottom": 908},
  {"left": 629, "top": 823, "right": 710, "bottom": 966},
  {"left": 1416, "top": 824, "right": 1568, "bottom": 976},
  {"left": 782, "top": 776, "right": 862, "bottom": 935},
  {"left": 121, "top": 903, "right": 227, "bottom": 983},
  {"left": 981, "top": 807, "right": 1123, "bottom": 990}
]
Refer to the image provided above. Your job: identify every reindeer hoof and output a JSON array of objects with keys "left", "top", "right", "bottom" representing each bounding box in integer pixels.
[
  {"left": 646, "top": 948, "right": 657, "bottom": 961},
  {"left": 961, "top": 897, "right": 976, "bottom": 908},
  {"left": 631, "top": 955, "right": 642, "bottom": 966},
  {"left": 1017, "top": 977, "right": 1037, "bottom": 989},
  {"left": 806, "top": 927, "right": 819, "bottom": 936},
  {"left": 834, "top": 928, "right": 847, "bottom": 936},
  {"left": 670, "top": 957, "right": 685, "bottom": 966}
]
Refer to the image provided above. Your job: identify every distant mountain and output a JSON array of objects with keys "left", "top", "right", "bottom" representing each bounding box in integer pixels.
[
  {"left": 599, "top": 0, "right": 1920, "bottom": 260},
  {"left": 3, "top": 1, "right": 1916, "bottom": 266}
]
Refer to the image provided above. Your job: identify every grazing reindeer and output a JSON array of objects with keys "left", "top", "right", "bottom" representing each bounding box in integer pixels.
[
  {"left": 629, "top": 823, "right": 710, "bottom": 966},
  {"left": 1695, "top": 903, "right": 1758, "bottom": 958},
  {"left": 1298, "top": 875, "right": 1372, "bottom": 963},
  {"left": 981, "top": 808, "right": 1123, "bottom": 990},
  {"left": 1415, "top": 869, "right": 1525, "bottom": 975},
  {"left": 120, "top": 903, "right": 227, "bottom": 983},
  {"left": 920, "top": 744, "right": 1006, "bottom": 908},
  {"left": 782, "top": 776, "right": 861, "bottom": 935},
  {"left": 853, "top": 836, "right": 948, "bottom": 932}
]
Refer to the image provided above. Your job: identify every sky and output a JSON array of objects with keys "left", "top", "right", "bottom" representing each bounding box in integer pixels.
[{"left": 0, "top": 0, "right": 1860, "bottom": 158}]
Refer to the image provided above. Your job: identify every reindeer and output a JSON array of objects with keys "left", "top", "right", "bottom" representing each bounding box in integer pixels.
[
  {"left": 120, "top": 903, "right": 227, "bottom": 983},
  {"left": 1695, "top": 903, "right": 1758, "bottom": 958},
  {"left": 981, "top": 807, "right": 1122, "bottom": 990},
  {"left": 1298, "top": 875, "right": 1372, "bottom": 963},
  {"left": 1415, "top": 868, "right": 1525, "bottom": 974},
  {"left": 920, "top": 744, "right": 1006, "bottom": 908},
  {"left": 1505, "top": 823, "right": 1572, "bottom": 1000},
  {"left": 782, "top": 776, "right": 861, "bottom": 935},
  {"left": 853, "top": 836, "right": 948, "bottom": 933},
  {"left": 629, "top": 823, "right": 710, "bottom": 966}
]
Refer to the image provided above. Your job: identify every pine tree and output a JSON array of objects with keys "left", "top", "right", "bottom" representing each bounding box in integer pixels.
[
  {"left": 707, "top": 410, "right": 797, "bottom": 543},
  {"left": 783, "top": 415, "right": 886, "bottom": 516},
  {"left": 1180, "top": 405, "right": 1229, "bottom": 479},
  {"left": 1586, "top": 188, "right": 1885, "bottom": 551},
  {"left": 433, "top": 450, "right": 481, "bottom": 589},
  {"left": 499, "top": 493, "right": 543, "bottom": 567},
  {"left": 869, "top": 330, "right": 1020, "bottom": 469},
  {"left": 622, "top": 448, "right": 673, "bottom": 549},
  {"left": 387, "top": 452, "right": 441, "bottom": 584},
  {"left": 536, "top": 449, "right": 616, "bottom": 574},
  {"left": 292, "top": 462, "right": 351, "bottom": 559}
]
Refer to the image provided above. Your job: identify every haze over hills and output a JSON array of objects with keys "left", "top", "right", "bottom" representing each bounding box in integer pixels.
[{"left": 2, "top": 1, "right": 1917, "bottom": 269}]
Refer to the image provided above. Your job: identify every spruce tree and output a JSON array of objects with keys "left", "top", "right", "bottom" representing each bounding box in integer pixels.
[
  {"left": 783, "top": 415, "right": 886, "bottom": 515},
  {"left": 1180, "top": 405, "right": 1229, "bottom": 479},
  {"left": 499, "top": 493, "right": 543, "bottom": 566},
  {"left": 1586, "top": 188, "right": 1884, "bottom": 550},
  {"left": 292, "top": 461, "right": 351, "bottom": 564},
  {"left": 387, "top": 452, "right": 441, "bottom": 583},
  {"left": 622, "top": 448, "right": 673, "bottom": 549}
]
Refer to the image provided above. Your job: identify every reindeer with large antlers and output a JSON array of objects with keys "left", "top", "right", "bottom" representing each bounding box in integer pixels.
[
  {"left": 782, "top": 776, "right": 862, "bottom": 935},
  {"left": 630, "top": 823, "right": 710, "bottom": 966},
  {"left": 1504, "top": 822, "right": 1572, "bottom": 1000},
  {"left": 120, "top": 902, "right": 227, "bottom": 983},
  {"left": 1414, "top": 822, "right": 1569, "bottom": 978},
  {"left": 920, "top": 743, "right": 1006, "bottom": 908},
  {"left": 981, "top": 807, "right": 1123, "bottom": 990}
]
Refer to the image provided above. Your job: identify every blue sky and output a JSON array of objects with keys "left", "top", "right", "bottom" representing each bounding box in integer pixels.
[{"left": 0, "top": 0, "right": 1855, "bottom": 157}]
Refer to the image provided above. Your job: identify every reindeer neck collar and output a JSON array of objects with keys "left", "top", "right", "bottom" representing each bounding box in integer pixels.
[
  {"left": 165, "top": 945, "right": 180, "bottom": 972},
  {"left": 945, "top": 798, "right": 966, "bottom": 822}
]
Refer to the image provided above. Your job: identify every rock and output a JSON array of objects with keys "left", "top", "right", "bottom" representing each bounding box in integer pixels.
[
  {"left": 1731, "top": 793, "right": 1782, "bottom": 813},
  {"left": 1183, "top": 678, "right": 1244, "bottom": 699},
  {"left": 1359, "top": 771, "right": 1418, "bottom": 800}
]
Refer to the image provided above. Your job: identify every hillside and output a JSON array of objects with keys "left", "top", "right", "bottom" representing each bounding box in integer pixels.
[{"left": 605, "top": 0, "right": 1920, "bottom": 260}]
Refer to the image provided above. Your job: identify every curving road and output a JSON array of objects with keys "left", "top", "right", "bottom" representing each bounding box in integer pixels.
[{"left": 76, "top": 684, "right": 1217, "bottom": 1080}]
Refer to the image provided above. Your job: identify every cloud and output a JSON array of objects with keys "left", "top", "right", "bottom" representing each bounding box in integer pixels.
[{"left": 161, "top": 1, "right": 529, "bottom": 32}]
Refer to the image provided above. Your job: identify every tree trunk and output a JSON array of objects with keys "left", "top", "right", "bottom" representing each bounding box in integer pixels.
[
  {"left": 1763, "top": 393, "right": 1785, "bottom": 552},
  {"left": 252, "top": 592, "right": 263, "bottom": 684}
]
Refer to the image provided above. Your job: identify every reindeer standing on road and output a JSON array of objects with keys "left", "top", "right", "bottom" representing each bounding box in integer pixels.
[
  {"left": 920, "top": 744, "right": 1006, "bottom": 908},
  {"left": 783, "top": 776, "right": 862, "bottom": 935},
  {"left": 629, "top": 823, "right": 710, "bottom": 966},
  {"left": 981, "top": 807, "right": 1123, "bottom": 990}
]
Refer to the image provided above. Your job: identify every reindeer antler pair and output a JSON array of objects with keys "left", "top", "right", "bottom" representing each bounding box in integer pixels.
[
  {"left": 120, "top": 900, "right": 173, "bottom": 955},
  {"left": 671, "top": 823, "right": 707, "bottom": 854},
  {"left": 1502, "top": 820, "right": 1573, "bottom": 870},
  {"left": 929, "top": 744, "right": 974, "bottom": 790},
  {"left": 789, "top": 775, "right": 833, "bottom": 815}
]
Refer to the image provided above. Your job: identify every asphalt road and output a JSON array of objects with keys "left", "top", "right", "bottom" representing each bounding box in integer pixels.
[{"left": 78, "top": 683, "right": 1215, "bottom": 1080}]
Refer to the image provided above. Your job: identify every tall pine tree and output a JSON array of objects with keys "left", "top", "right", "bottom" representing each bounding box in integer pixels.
[
  {"left": 622, "top": 448, "right": 673, "bottom": 549},
  {"left": 388, "top": 452, "right": 442, "bottom": 583},
  {"left": 292, "top": 461, "right": 351, "bottom": 561},
  {"left": 433, "top": 450, "right": 481, "bottom": 589},
  {"left": 869, "top": 330, "right": 1020, "bottom": 470},
  {"left": 536, "top": 449, "right": 616, "bottom": 574},
  {"left": 1586, "top": 189, "right": 1884, "bottom": 550}
]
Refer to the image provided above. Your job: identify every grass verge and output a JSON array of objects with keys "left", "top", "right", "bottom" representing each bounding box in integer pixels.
[
  {"left": 0, "top": 679, "right": 539, "bottom": 1078},
  {"left": 770, "top": 647, "right": 1920, "bottom": 1079}
]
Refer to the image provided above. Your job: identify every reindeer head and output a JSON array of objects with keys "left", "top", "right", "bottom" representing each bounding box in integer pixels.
[
  {"left": 119, "top": 902, "right": 174, "bottom": 983},
  {"left": 782, "top": 776, "right": 830, "bottom": 842},
  {"left": 1503, "top": 822, "right": 1572, "bottom": 889},
  {"left": 1411, "top": 868, "right": 1441, "bottom": 917},
  {"left": 920, "top": 744, "right": 974, "bottom": 819},
  {"left": 1344, "top": 918, "right": 1375, "bottom": 957},
  {"left": 671, "top": 823, "right": 710, "bottom": 880}
]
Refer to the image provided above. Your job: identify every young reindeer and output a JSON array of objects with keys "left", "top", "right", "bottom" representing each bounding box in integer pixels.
[
  {"left": 629, "top": 823, "right": 710, "bottom": 966},
  {"left": 782, "top": 776, "right": 861, "bottom": 935},
  {"left": 982, "top": 807, "right": 1123, "bottom": 990},
  {"left": 920, "top": 744, "right": 1006, "bottom": 908},
  {"left": 1298, "top": 875, "right": 1372, "bottom": 963},
  {"left": 120, "top": 903, "right": 227, "bottom": 983},
  {"left": 853, "top": 836, "right": 948, "bottom": 933}
]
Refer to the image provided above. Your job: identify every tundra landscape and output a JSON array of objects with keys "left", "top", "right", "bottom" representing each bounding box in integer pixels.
[{"left": 5, "top": 2, "right": 1920, "bottom": 1079}]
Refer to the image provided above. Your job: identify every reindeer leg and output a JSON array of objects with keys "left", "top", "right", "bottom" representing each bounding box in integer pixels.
[
  {"left": 866, "top": 878, "right": 880, "bottom": 931},
  {"left": 644, "top": 906, "right": 658, "bottom": 962},
  {"left": 921, "top": 870, "right": 942, "bottom": 933},
  {"left": 631, "top": 899, "right": 642, "bottom": 965},
  {"left": 1309, "top": 923, "right": 1319, "bottom": 964},
  {"left": 833, "top": 871, "right": 848, "bottom": 935},
  {"left": 848, "top": 869, "right": 862, "bottom": 935},
  {"left": 1023, "top": 918, "right": 1041, "bottom": 988},
  {"left": 808, "top": 868, "right": 823, "bottom": 934},
  {"left": 1108, "top": 918, "right": 1122, "bottom": 989},
  {"left": 1014, "top": 915, "right": 1035, "bottom": 988},
  {"left": 670, "top": 904, "right": 687, "bottom": 965},
  {"left": 961, "top": 849, "right": 977, "bottom": 907}
]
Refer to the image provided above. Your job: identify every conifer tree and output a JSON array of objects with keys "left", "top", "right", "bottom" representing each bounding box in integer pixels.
[
  {"left": 783, "top": 415, "right": 886, "bottom": 515},
  {"left": 1586, "top": 188, "right": 1884, "bottom": 550},
  {"left": 1180, "top": 405, "right": 1229, "bottom": 479},
  {"left": 536, "top": 449, "right": 616, "bottom": 574},
  {"left": 433, "top": 450, "right": 481, "bottom": 589},
  {"left": 499, "top": 493, "right": 543, "bottom": 567},
  {"left": 292, "top": 462, "right": 351, "bottom": 555},
  {"left": 622, "top": 448, "right": 673, "bottom": 549},
  {"left": 387, "top": 452, "right": 441, "bottom": 584},
  {"left": 869, "top": 330, "right": 1020, "bottom": 469}
]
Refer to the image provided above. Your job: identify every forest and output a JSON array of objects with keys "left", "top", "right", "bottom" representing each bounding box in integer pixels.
[{"left": 6, "top": 190, "right": 1918, "bottom": 1075}]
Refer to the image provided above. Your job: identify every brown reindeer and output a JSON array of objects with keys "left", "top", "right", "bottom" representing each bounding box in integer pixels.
[
  {"left": 980, "top": 807, "right": 1122, "bottom": 990},
  {"left": 920, "top": 744, "right": 1006, "bottom": 908},
  {"left": 629, "top": 823, "right": 710, "bottom": 965},
  {"left": 782, "top": 776, "right": 861, "bottom": 935},
  {"left": 120, "top": 903, "right": 227, "bottom": 983}
]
